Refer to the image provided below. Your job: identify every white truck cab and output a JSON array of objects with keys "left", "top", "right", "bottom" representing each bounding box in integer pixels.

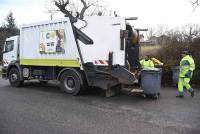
[{"left": 3, "top": 36, "right": 19, "bottom": 67}]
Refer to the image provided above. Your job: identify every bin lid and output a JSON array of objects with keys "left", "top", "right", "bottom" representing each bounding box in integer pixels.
[{"left": 141, "top": 68, "right": 161, "bottom": 73}]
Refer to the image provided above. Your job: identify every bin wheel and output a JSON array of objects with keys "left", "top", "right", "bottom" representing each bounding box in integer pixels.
[
  {"left": 141, "top": 94, "right": 147, "bottom": 98},
  {"left": 153, "top": 94, "right": 159, "bottom": 100}
]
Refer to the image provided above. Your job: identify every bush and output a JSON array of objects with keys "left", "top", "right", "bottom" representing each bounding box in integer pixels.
[
  {"left": 154, "top": 43, "right": 200, "bottom": 86},
  {"left": 144, "top": 24, "right": 200, "bottom": 86}
]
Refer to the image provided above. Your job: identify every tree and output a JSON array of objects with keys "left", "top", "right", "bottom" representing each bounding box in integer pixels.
[
  {"left": 0, "top": 12, "right": 19, "bottom": 64},
  {"left": 3, "top": 11, "right": 17, "bottom": 29},
  {"left": 51, "top": 0, "right": 108, "bottom": 20},
  {"left": 146, "top": 27, "right": 156, "bottom": 40},
  {"left": 1, "top": 12, "right": 19, "bottom": 37},
  {"left": 181, "top": 24, "right": 200, "bottom": 42}
]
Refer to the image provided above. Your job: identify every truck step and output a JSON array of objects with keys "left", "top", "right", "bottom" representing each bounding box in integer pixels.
[{"left": 122, "top": 88, "right": 144, "bottom": 93}]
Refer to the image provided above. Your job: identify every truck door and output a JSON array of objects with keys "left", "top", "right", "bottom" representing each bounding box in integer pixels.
[{"left": 3, "top": 36, "right": 19, "bottom": 67}]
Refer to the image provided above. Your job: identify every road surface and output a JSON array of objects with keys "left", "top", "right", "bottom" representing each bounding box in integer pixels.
[{"left": 0, "top": 78, "right": 199, "bottom": 134}]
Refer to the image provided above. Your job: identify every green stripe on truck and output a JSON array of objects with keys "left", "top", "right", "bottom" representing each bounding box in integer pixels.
[{"left": 20, "top": 59, "right": 80, "bottom": 67}]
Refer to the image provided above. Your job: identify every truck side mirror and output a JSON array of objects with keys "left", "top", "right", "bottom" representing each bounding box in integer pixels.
[
  {"left": 2, "top": 47, "right": 7, "bottom": 53},
  {"left": 0, "top": 41, "right": 5, "bottom": 53}
]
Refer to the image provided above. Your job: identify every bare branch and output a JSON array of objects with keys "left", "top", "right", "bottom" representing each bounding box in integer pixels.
[
  {"left": 53, "top": 0, "right": 108, "bottom": 20},
  {"left": 191, "top": 0, "right": 199, "bottom": 5},
  {"left": 87, "top": 0, "right": 99, "bottom": 8},
  {"left": 80, "top": 0, "right": 87, "bottom": 8},
  {"left": 191, "top": 0, "right": 199, "bottom": 9},
  {"left": 54, "top": 0, "right": 72, "bottom": 18},
  {"left": 79, "top": 0, "right": 100, "bottom": 19},
  {"left": 79, "top": 0, "right": 89, "bottom": 19}
]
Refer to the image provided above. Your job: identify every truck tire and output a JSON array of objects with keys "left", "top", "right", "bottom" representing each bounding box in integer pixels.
[
  {"left": 60, "top": 70, "right": 83, "bottom": 95},
  {"left": 8, "top": 68, "right": 24, "bottom": 87}
]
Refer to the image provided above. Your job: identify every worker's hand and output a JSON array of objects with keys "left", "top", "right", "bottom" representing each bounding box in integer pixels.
[{"left": 185, "top": 70, "right": 192, "bottom": 78}]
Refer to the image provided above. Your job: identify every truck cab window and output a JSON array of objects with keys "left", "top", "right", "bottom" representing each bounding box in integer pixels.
[{"left": 4, "top": 40, "right": 14, "bottom": 53}]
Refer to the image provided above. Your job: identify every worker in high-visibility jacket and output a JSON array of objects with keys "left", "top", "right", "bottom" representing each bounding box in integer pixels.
[
  {"left": 176, "top": 50, "right": 195, "bottom": 98},
  {"left": 140, "top": 55, "right": 154, "bottom": 69}
]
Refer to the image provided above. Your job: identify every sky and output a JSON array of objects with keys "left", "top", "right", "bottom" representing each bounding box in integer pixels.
[{"left": 0, "top": 0, "right": 200, "bottom": 29}]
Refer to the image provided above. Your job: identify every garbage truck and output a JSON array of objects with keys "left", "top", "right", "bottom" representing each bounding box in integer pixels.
[{"left": 2, "top": 16, "right": 141, "bottom": 97}]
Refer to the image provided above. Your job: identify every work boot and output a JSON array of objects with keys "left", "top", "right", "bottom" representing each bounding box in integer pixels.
[
  {"left": 176, "top": 95, "right": 184, "bottom": 98},
  {"left": 191, "top": 91, "right": 194, "bottom": 97}
]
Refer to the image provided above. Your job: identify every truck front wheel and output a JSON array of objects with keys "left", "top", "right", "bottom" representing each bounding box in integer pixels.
[
  {"left": 60, "top": 70, "right": 83, "bottom": 95},
  {"left": 8, "top": 68, "right": 24, "bottom": 87}
]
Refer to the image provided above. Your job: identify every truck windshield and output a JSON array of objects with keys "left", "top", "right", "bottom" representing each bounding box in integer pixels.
[{"left": 4, "top": 40, "right": 14, "bottom": 53}]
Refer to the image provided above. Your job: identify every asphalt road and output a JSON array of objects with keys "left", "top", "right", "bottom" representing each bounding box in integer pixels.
[{"left": 0, "top": 78, "right": 200, "bottom": 134}]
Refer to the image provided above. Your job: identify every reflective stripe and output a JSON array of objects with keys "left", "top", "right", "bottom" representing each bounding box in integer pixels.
[
  {"left": 20, "top": 59, "right": 80, "bottom": 67},
  {"left": 94, "top": 60, "right": 109, "bottom": 65},
  {"left": 181, "top": 60, "right": 190, "bottom": 66}
]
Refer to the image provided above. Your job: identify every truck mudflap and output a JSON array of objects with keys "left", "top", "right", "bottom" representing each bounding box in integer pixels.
[{"left": 110, "top": 66, "right": 137, "bottom": 85}]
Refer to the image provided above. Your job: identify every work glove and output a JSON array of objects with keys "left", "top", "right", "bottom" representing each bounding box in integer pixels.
[{"left": 185, "top": 70, "right": 192, "bottom": 78}]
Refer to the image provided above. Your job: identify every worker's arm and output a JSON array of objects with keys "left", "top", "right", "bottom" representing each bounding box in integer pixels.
[
  {"left": 185, "top": 70, "right": 192, "bottom": 78},
  {"left": 189, "top": 61, "right": 195, "bottom": 71},
  {"left": 151, "top": 58, "right": 163, "bottom": 65}
]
